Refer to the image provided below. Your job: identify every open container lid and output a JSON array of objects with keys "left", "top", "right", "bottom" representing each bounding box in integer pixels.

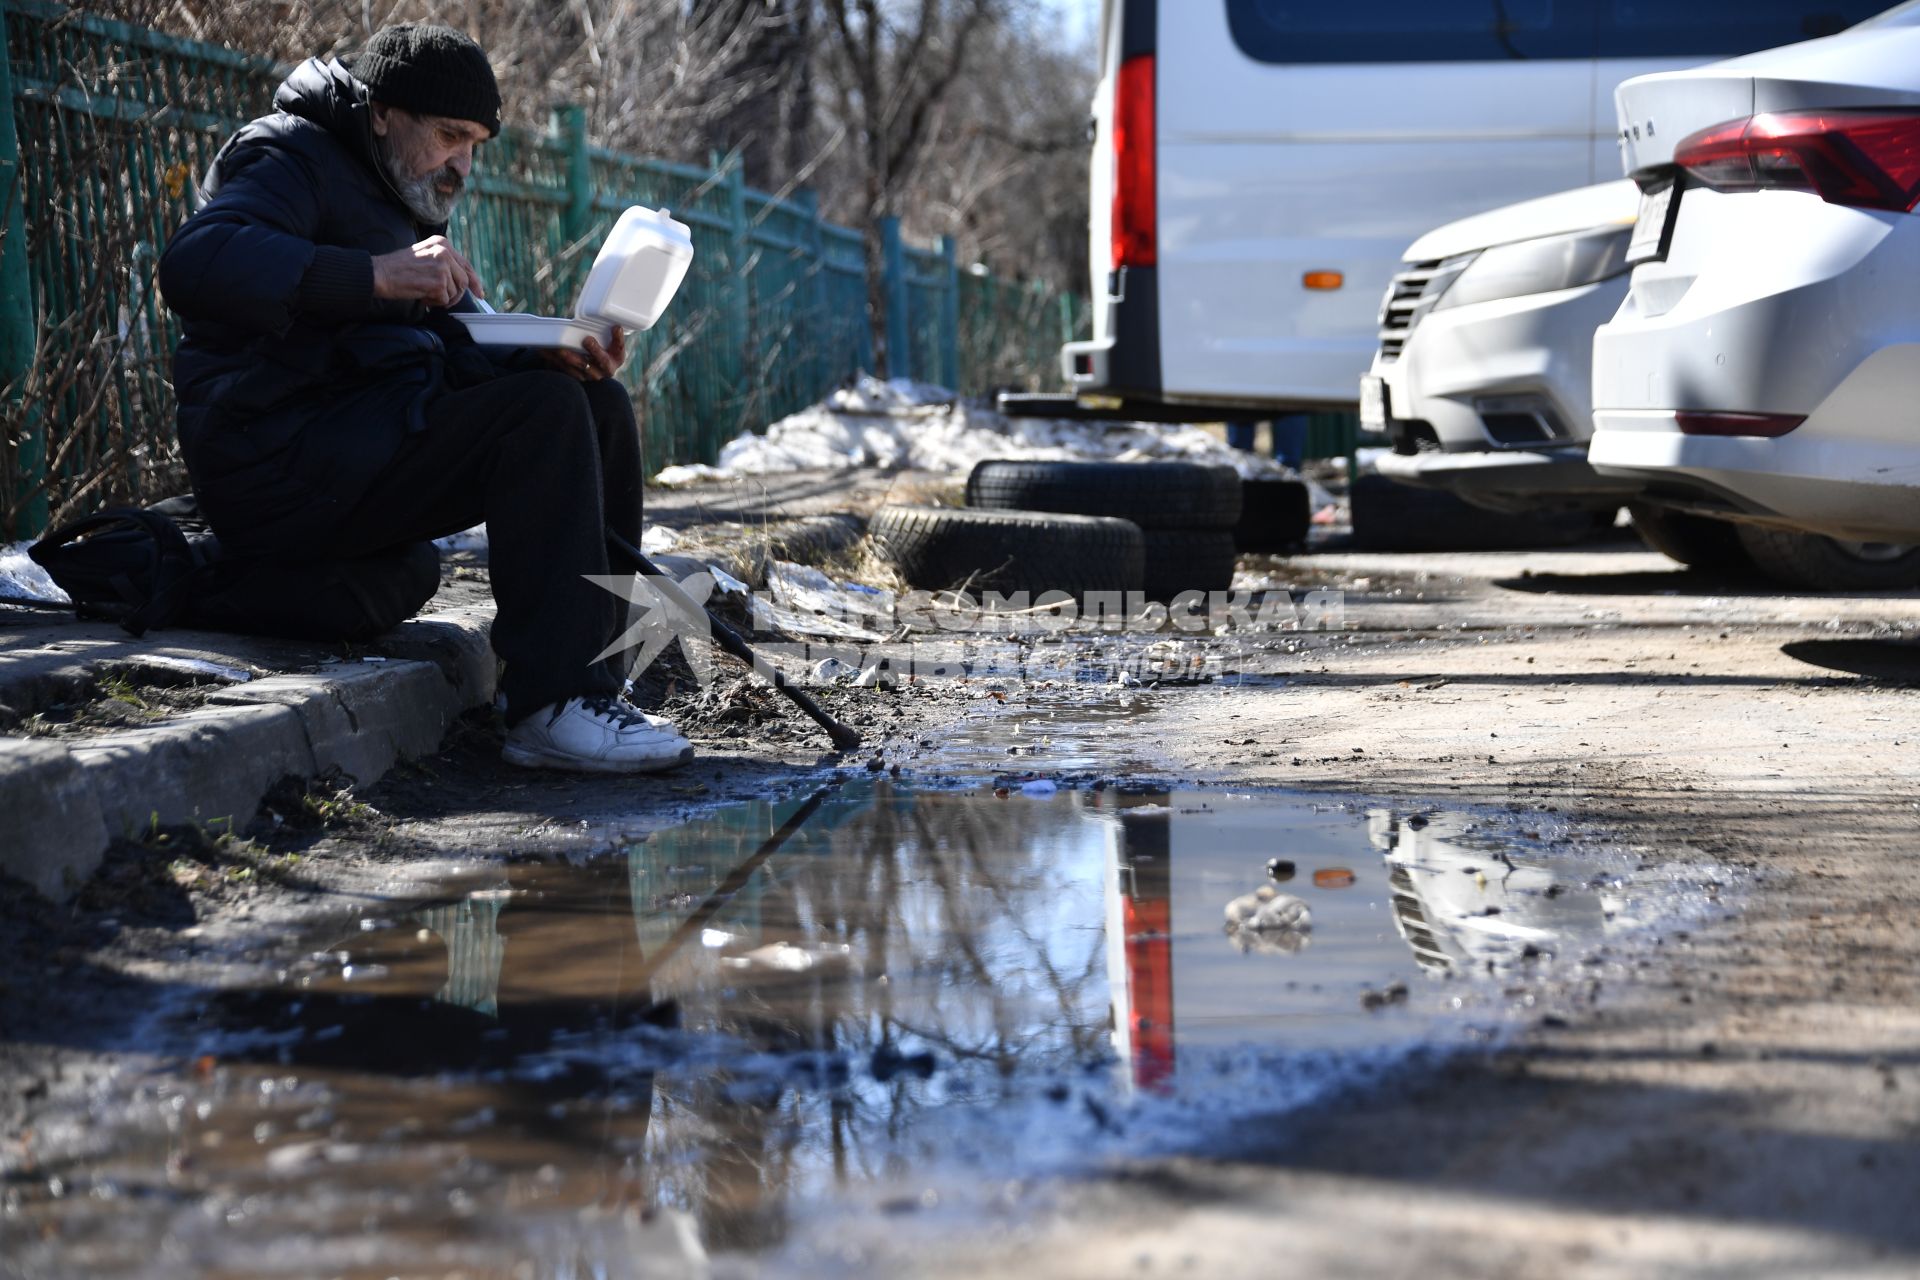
[{"left": 573, "top": 205, "right": 696, "bottom": 331}]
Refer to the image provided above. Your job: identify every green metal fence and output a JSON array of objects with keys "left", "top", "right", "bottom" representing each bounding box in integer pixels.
[
  {"left": 958, "top": 271, "right": 1091, "bottom": 394},
  {"left": 0, "top": 0, "right": 284, "bottom": 537},
  {"left": 882, "top": 216, "right": 956, "bottom": 393},
  {"left": 0, "top": 0, "right": 1082, "bottom": 539},
  {"left": 1306, "top": 412, "right": 1362, "bottom": 464}
]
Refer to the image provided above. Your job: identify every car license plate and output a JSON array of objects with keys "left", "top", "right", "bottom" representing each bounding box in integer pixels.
[
  {"left": 1626, "top": 179, "right": 1679, "bottom": 265},
  {"left": 1359, "top": 375, "right": 1388, "bottom": 428}
]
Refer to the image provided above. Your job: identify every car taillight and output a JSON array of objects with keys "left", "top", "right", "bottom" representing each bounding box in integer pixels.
[
  {"left": 1112, "top": 54, "right": 1156, "bottom": 269},
  {"left": 1676, "top": 411, "right": 1806, "bottom": 437},
  {"left": 1673, "top": 110, "right": 1920, "bottom": 212}
]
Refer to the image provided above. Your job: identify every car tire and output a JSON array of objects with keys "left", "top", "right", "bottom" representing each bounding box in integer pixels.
[
  {"left": 868, "top": 505, "right": 1145, "bottom": 597},
  {"left": 1734, "top": 525, "right": 1920, "bottom": 591},
  {"left": 1350, "top": 474, "right": 1600, "bottom": 551},
  {"left": 965, "top": 460, "right": 1243, "bottom": 531},
  {"left": 1626, "top": 504, "right": 1752, "bottom": 572},
  {"left": 1143, "top": 529, "right": 1240, "bottom": 601},
  {"left": 1234, "top": 477, "right": 1312, "bottom": 553}
]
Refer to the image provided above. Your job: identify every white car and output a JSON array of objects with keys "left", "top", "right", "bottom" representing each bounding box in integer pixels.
[
  {"left": 1034, "top": 0, "right": 1885, "bottom": 425},
  {"left": 1589, "top": 2, "right": 1920, "bottom": 586},
  {"left": 1366, "top": 175, "right": 1920, "bottom": 586},
  {"left": 1367, "top": 180, "right": 1641, "bottom": 515}
]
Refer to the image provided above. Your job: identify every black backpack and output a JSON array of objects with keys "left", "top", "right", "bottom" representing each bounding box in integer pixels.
[{"left": 27, "top": 496, "right": 440, "bottom": 642}]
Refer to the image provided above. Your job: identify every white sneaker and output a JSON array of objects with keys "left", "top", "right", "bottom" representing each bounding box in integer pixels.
[{"left": 501, "top": 696, "right": 694, "bottom": 774}]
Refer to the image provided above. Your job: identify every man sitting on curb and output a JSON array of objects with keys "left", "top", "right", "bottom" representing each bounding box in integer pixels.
[{"left": 159, "top": 24, "right": 691, "bottom": 774}]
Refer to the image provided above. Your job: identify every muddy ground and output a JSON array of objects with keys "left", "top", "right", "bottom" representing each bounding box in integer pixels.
[
  {"left": 5, "top": 524, "right": 1920, "bottom": 1277},
  {"left": 929, "top": 560, "right": 1920, "bottom": 1279}
]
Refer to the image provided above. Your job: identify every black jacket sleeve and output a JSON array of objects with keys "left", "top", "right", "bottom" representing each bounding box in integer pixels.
[{"left": 158, "top": 135, "right": 375, "bottom": 334}]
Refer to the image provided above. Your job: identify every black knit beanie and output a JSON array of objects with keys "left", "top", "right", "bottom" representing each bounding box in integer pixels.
[{"left": 350, "top": 24, "right": 501, "bottom": 137}]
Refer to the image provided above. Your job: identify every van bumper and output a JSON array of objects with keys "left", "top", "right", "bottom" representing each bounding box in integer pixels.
[{"left": 1064, "top": 265, "right": 1162, "bottom": 399}]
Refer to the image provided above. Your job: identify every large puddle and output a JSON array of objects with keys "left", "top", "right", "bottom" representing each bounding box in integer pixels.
[{"left": 4, "top": 778, "right": 1727, "bottom": 1277}]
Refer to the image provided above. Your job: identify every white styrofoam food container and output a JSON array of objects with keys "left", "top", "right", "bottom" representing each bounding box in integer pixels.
[{"left": 454, "top": 205, "right": 695, "bottom": 350}]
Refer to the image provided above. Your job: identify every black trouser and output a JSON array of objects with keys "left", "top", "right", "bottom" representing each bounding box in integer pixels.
[{"left": 331, "top": 371, "right": 643, "bottom": 724}]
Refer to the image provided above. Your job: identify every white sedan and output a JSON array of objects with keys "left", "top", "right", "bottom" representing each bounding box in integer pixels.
[
  {"left": 1367, "top": 180, "right": 1641, "bottom": 515},
  {"left": 1366, "top": 175, "right": 1916, "bottom": 586},
  {"left": 1589, "top": 2, "right": 1920, "bottom": 587}
]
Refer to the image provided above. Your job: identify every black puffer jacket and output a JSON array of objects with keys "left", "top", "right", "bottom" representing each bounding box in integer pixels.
[{"left": 160, "top": 58, "right": 496, "bottom": 556}]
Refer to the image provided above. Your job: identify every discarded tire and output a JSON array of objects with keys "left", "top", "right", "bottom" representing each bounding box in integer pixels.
[
  {"left": 868, "top": 505, "right": 1145, "bottom": 598},
  {"left": 1350, "top": 474, "right": 1602, "bottom": 552},
  {"left": 1234, "top": 477, "right": 1312, "bottom": 553},
  {"left": 1734, "top": 524, "right": 1920, "bottom": 590},
  {"left": 965, "top": 460, "right": 1242, "bottom": 531},
  {"left": 1143, "top": 529, "right": 1239, "bottom": 600},
  {"left": 1627, "top": 503, "right": 1750, "bottom": 572}
]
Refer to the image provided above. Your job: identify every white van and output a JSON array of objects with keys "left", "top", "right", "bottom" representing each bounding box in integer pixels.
[{"left": 1047, "top": 0, "right": 1887, "bottom": 422}]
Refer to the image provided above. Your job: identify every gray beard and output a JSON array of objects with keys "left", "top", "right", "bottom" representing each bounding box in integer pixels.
[{"left": 375, "top": 135, "right": 463, "bottom": 225}]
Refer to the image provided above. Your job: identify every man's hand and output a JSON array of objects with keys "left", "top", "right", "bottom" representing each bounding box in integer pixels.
[
  {"left": 543, "top": 328, "right": 627, "bottom": 382},
  {"left": 371, "top": 235, "right": 483, "bottom": 309}
]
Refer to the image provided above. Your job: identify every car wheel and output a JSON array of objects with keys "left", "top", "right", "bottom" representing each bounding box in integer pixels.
[
  {"left": 1734, "top": 525, "right": 1920, "bottom": 591},
  {"left": 1626, "top": 503, "right": 1751, "bottom": 572},
  {"left": 965, "top": 461, "right": 1242, "bottom": 530},
  {"left": 1142, "top": 529, "right": 1240, "bottom": 600},
  {"left": 868, "top": 505, "right": 1145, "bottom": 597}
]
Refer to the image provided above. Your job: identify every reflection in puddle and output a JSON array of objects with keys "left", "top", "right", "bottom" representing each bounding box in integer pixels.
[
  {"left": 926, "top": 693, "right": 1165, "bottom": 776},
  {"left": 1379, "top": 811, "right": 1613, "bottom": 976},
  {"left": 8, "top": 783, "right": 1719, "bottom": 1276}
]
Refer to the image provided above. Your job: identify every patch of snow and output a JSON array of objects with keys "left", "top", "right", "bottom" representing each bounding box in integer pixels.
[
  {"left": 829, "top": 375, "right": 955, "bottom": 414},
  {"left": 0, "top": 542, "right": 68, "bottom": 603},
  {"left": 651, "top": 373, "right": 1296, "bottom": 485},
  {"left": 640, "top": 525, "right": 681, "bottom": 555}
]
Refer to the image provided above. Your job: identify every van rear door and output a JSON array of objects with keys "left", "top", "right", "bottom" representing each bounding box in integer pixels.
[
  {"left": 1061, "top": 1, "right": 1887, "bottom": 420},
  {"left": 1159, "top": 2, "right": 1592, "bottom": 410}
]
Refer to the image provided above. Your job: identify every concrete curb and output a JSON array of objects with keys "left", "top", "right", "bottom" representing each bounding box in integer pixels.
[{"left": 0, "top": 608, "right": 494, "bottom": 901}]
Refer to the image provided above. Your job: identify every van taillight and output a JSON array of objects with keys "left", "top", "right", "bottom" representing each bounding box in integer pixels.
[
  {"left": 1673, "top": 110, "right": 1920, "bottom": 212},
  {"left": 1112, "top": 54, "right": 1156, "bottom": 269}
]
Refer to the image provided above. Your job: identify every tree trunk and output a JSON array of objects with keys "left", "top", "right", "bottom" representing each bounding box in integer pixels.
[{"left": 691, "top": 0, "right": 813, "bottom": 191}]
